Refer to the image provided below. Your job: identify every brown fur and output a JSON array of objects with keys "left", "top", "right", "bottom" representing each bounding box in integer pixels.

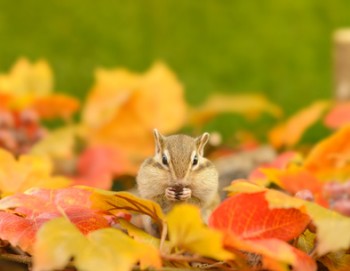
[{"left": 137, "top": 130, "right": 219, "bottom": 221}]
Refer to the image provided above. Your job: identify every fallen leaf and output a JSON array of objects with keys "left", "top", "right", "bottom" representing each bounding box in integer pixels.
[
  {"left": 0, "top": 149, "right": 70, "bottom": 197},
  {"left": 167, "top": 204, "right": 233, "bottom": 260},
  {"left": 324, "top": 101, "right": 350, "bottom": 129},
  {"left": 249, "top": 151, "right": 301, "bottom": 182},
  {"left": 31, "top": 127, "right": 137, "bottom": 186},
  {"left": 0, "top": 58, "right": 53, "bottom": 98},
  {"left": 261, "top": 165, "right": 324, "bottom": 201},
  {"left": 89, "top": 188, "right": 166, "bottom": 224},
  {"left": 0, "top": 187, "right": 111, "bottom": 252},
  {"left": 226, "top": 181, "right": 350, "bottom": 255},
  {"left": 32, "top": 94, "right": 80, "bottom": 120},
  {"left": 320, "top": 251, "right": 350, "bottom": 271},
  {"left": 73, "top": 146, "right": 136, "bottom": 189},
  {"left": 225, "top": 235, "right": 315, "bottom": 271},
  {"left": 209, "top": 192, "right": 310, "bottom": 241},
  {"left": 0, "top": 94, "right": 12, "bottom": 108},
  {"left": 0, "top": 207, "right": 109, "bottom": 254},
  {"left": 0, "top": 211, "right": 44, "bottom": 252},
  {"left": 188, "top": 93, "right": 282, "bottom": 127},
  {"left": 269, "top": 101, "right": 330, "bottom": 148},
  {"left": 82, "top": 62, "right": 186, "bottom": 162},
  {"left": 304, "top": 124, "right": 350, "bottom": 180},
  {"left": 30, "top": 125, "right": 80, "bottom": 161},
  {"left": 33, "top": 218, "right": 161, "bottom": 271},
  {"left": 118, "top": 218, "right": 160, "bottom": 248},
  {"left": 0, "top": 187, "right": 92, "bottom": 215},
  {"left": 296, "top": 229, "right": 316, "bottom": 255}
]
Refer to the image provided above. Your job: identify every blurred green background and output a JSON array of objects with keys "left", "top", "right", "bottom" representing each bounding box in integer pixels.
[{"left": 0, "top": 0, "right": 348, "bottom": 117}]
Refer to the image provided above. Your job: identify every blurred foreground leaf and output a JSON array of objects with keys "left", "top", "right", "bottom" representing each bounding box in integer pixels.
[
  {"left": 167, "top": 204, "right": 232, "bottom": 260},
  {"left": 33, "top": 218, "right": 161, "bottom": 271},
  {"left": 89, "top": 188, "right": 165, "bottom": 222},
  {"left": 0, "top": 187, "right": 110, "bottom": 253}
]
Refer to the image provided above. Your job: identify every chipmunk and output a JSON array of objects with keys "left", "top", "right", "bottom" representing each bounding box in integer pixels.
[{"left": 137, "top": 129, "right": 219, "bottom": 225}]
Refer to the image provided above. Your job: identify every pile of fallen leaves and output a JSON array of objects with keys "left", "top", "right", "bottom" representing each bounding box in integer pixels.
[{"left": 1, "top": 58, "right": 350, "bottom": 271}]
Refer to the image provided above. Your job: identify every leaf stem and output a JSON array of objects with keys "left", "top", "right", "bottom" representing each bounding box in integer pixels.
[
  {"left": 161, "top": 254, "right": 216, "bottom": 265},
  {"left": 160, "top": 221, "right": 168, "bottom": 252},
  {"left": 0, "top": 253, "right": 31, "bottom": 265}
]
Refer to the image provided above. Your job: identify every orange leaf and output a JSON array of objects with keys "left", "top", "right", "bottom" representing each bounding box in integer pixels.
[
  {"left": 209, "top": 192, "right": 310, "bottom": 241},
  {"left": 0, "top": 211, "right": 43, "bottom": 252},
  {"left": 249, "top": 151, "right": 300, "bottom": 181},
  {"left": 0, "top": 94, "right": 12, "bottom": 109},
  {"left": 324, "top": 101, "right": 350, "bottom": 129},
  {"left": 304, "top": 124, "right": 350, "bottom": 180},
  {"left": 226, "top": 181, "right": 350, "bottom": 255},
  {"left": 0, "top": 207, "right": 109, "bottom": 253},
  {"left": 73, "top": 146, "right": 137, "bottom": 189},
  {"left": 82, "top": 62, "right": 186, "bottom": 162},
  {"left": 0, "top": 149, "right": 70, "bottom": 197},
  {"left": 32, "top": 94, "right": 80, "bottom": 120},
  {"left": 269, "top": 101, "right": 330, "bottom": 148},
  {"left": 0, "top": 187, "right": 92, "bottom": 215},
  {"left": 224, "top": 234, "right": 316, "bottom": 271},
  {"left": 262, "top": 166, "right": 325, "bottom": 205},
  {"left": 0, "top": 187, "right": 112, "bottom": 252}
]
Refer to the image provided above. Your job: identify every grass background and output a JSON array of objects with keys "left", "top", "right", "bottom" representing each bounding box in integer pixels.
[{"left": 0, "top": 0, "right": 349, "bottom": 137}]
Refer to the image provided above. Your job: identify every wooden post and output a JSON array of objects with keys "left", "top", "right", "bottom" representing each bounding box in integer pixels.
[{"left": 333, "top": 29, "right": 350, "bottom": 100}]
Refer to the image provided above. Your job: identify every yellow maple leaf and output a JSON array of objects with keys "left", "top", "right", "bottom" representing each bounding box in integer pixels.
[
  {"left": 30, "top": 126, "right": 78, "bottom": 159},
  {"left": 188, "top": 93, "right": 282, "bottom": 127},
  {"left": 88, "top": 188, "right": 165, "bottom": 224},
  {"left": 0, "top": 58, "right": 53, "bottom": 97},
  {"left": 0, "top": 58, "right": 79, "bottom": 120},
  {"left": 0, "top": 149, "right": 70, "bottom": 197},
  {"left": 166, "top": 204, "right": 233, "bottom": 260},
  {"left": 33, "top": 217, "right": 161, "bottom": 271},
  {"left": 226, "top": 181, "right": 350, "bottom": 256},
  {"left": 118, "top": 218, "right": 172, "bottom": 254},
  {"left": 81, "top": 62, "right": 187, "bottom": 162},
  {"left": 269, "top": 101, "right": 330, "bottom": 148},
  {"left": 119, "top": 218, "right": 160, "bottom": 248}
]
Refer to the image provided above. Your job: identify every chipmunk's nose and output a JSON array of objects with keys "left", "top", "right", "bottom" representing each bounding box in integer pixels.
[{"left": 174, "top": 179, "right": 188, "bottom": 185}]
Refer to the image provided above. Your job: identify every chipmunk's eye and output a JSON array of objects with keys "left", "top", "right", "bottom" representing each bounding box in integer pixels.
[
  {"left": 162, "top": 154, "right": 168, "bottom": 166},
  {"left": 192, "top": 155, "right": 198, "bottom": 166}
]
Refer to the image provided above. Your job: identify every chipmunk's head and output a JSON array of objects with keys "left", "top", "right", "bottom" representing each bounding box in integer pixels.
[{"left": 152, "top": 129, "right": 210, "bottom": 185}]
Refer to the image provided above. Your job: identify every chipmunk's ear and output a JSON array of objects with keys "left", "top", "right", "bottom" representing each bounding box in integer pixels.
[
  {"left": 153, "top": 129, "right": 165, "bottom": 154},
  {"left": 196, "top": 132, "right": 210, "bottom": 156}
]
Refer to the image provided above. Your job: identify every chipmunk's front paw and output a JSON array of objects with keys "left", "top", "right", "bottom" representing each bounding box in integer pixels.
[
  {"left": 165, "top": 187, "right": 177, "bottom": 201},
  {"left": 178, "top": 187, "right": 191, "bottom": 200},
  {"left": 165, "top": 187, "right": 192, "bottom": 201}
]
